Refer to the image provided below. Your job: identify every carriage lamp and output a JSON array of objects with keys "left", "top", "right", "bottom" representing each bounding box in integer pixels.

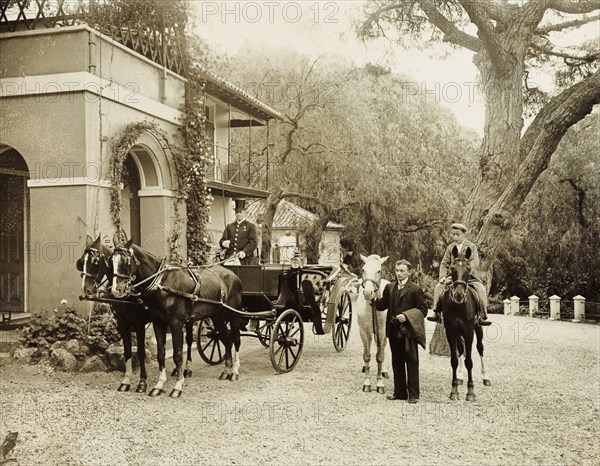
[{"left": 290, "top": 249, "right": 302, "bottom": 269}]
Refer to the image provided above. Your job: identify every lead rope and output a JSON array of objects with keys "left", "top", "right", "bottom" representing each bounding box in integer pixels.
[{"left": 371, "top": 293, "right": 381, "bottom": 350}]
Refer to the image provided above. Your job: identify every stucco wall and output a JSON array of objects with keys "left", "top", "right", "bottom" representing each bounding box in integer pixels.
[{"left": 0, "top": 27, "right": 185, "bottom": 314}]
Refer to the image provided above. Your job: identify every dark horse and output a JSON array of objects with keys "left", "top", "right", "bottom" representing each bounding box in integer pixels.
[
  {"left": 77, "top": 235, "right": 194, "bottom": 394},
  {"left": 110, "top": 239, "right": 244, "bottom": 398},
  {"left": 441, "top": 245, "right": 491, "bottom": 401}
]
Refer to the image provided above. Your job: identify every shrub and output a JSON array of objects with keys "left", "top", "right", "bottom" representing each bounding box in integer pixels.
[
  {"left": 86, "top": 304, "right": 122, "bottom": 353},
  {"left": 19, "top": 302, "right": 122, "bottom": 358},
  {"left": 19, "top": 305, "right": 86, "bottom": 351}
]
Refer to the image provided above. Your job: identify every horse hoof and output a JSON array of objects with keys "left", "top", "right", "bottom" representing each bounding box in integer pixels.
[
  {"left": 229, "top": 373, "right": 239, "bottom": 382},
  {"left": 148, "top": 388, "right": 163, "bottom": 397},
  {"left": 376, "top": 386, "right": 385, "bottom": 394},
  {"left": 483, "top": 379, "right": 492, "bottom": 387},
  {"left": 457, "top": 378, "right": 464, "bottom": 385},
  {"left": 218, "top": 372, "right": 230, "bottom": 381},
  {"left": 449, "top": 393, "right": 459, "bottom": 401},
  {"left": 466, "top": 393, "right": 476, "bottom": 402},
  {"left": 117, "top": 383, "right": 131, "bottom": 392},
  {"left": 183, "top": 369, "right": 192, "bottom": 378},
  {"left": 169, "top": 389, "right": 182, "bottom": 398},
  {"left": 135, "top": 383, "right": 147, "bottom": 393},
  {"left": 170, "top": 368, "right": 178, "bottom": 377},
  {"left": 381, "top": 372, "right": 389, "bottom": 379},
  {"left": 361, "top": 366, "right": 367, "bottom": 373},
  {"left": 362, "top": 385, "right": 372, "bottom": 393}
]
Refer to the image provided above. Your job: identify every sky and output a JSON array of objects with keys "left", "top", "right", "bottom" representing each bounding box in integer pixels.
[{"left": 193, "top": 0, "right": 486, "bottom": 134}]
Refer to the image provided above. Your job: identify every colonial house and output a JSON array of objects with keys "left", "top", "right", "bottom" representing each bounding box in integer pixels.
[{"left": 0, "top": 3, "right": 281, "bottom": 316}]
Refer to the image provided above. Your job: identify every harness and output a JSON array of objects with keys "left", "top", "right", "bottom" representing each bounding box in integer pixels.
[
  {"left": 80, "top": 247, "right": 109, "bottom": 291},
  {"left": 442, "top": 281, "right": 483, "bottom": 320}
]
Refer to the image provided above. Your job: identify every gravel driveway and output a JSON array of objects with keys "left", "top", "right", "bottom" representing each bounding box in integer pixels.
[{"left": 1, "top": 309, "right": 598, "bottom": 465}]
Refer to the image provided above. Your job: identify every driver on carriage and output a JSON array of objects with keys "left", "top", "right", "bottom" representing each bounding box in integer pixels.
[
  {"left": 427, "top": 223, "right": 491, "bottom": 326},
  {"left": 219, "top": 199, "right": 258, "bottom": 265}
]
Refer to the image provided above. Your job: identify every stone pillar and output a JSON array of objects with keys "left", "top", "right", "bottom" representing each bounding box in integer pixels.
[
  {"left": 510, "top": 296, "right": 520, "bottom": 316},
  {"left": 503, "top": 299, "right": 511, "bottom": 315},
  {"left": 528, "top": 295, "right": 539, "bottom": 318},
  {"left": 549, "top": 295, "right": 561, "bottom": 320},
  {"left": 573, "top": 295, "right": 585, "bottom": 323}
]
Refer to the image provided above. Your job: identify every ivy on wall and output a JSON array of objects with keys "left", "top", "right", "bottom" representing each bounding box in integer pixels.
[
  {"left": 109, "top": 121, "right": 158, "bottom": 233},
  {"left": 109, "top": 82, "right": 213, "bottom": 264},
  {"left": 105, "top": 0, "right": 214, "bottom": 264},
  {"left": 176, "top": 70, "right": 214, "bottom": 265}
]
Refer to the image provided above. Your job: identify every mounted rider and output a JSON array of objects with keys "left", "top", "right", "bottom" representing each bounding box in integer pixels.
[{"left": 427, "top": 223, "right": 491, "bottom": 326}]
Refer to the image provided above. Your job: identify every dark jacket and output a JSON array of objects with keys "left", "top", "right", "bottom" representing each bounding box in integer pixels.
[
  {"left": 439, "top": 240, "right": 482, "bottom": 281},
  {"left": 374, "top": 280, "right": 428, "bottom": 338},
  {"left": 219, "top": 220, "right": 258, "bottom": 259}
]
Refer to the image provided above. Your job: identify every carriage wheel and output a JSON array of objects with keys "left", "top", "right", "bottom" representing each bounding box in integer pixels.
[
  {"left": 196, "top": 318, "right": 226, "bottom": 365},
  {"left": 270, "top": 309, "right": 304, "bottom": 373},
  {"left": 257, "top": 320, "right": 272, "bottom": 348},
  {"left": 332, "top": 291, "right": 352, "bottom": 352}
]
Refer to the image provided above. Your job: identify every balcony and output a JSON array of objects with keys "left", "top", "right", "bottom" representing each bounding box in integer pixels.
[{"left": 0, "top": 0, "right": 186, "bottom": 76}]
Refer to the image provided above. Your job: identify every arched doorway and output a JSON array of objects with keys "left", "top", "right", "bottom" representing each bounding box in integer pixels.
[
  {"left": 0, "top": 146, "right": 29, "bottom": 313},
  {"left": 122, "top": 154, "right": 141, "bottom": 243},
  {"left": 119, "top": 138, "right": 173, "bottom": 253}
]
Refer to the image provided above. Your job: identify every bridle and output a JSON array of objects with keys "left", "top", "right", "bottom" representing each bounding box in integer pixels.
[
  {"left": 361, "top": 263, "right": 383, "bottom": 347},
  {"left": 361, "top": 263, "right": 382, "bottom": 297},
  {"left": 362, "top": 277, "right": 381, "bottom": 293},
  {"left": 449, "top": 259, "right": 470, "bottom": 304},
  {"left": 80, "top": 247, "right": 109, "bottom": 294},
  {"left": 112, "top": 246, "right": 169, "bottom": 297},
  {"left": 112, "top": 246, "right": 141, "bottom": 296}
]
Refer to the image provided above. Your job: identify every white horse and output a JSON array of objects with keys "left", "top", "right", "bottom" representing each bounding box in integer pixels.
[{"left": 356, "top": 254, "right": 390, "bottom": 394}]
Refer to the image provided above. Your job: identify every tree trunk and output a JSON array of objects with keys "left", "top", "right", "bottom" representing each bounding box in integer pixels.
[
  {"left": 465, "top": 52, "right": 600, "bottom": 285},
  {"left": 260, "top": 189, "right": 283, "bottom": 263},
  {"left": 303, "top": 211, "right": 330, "bottom": 264}
]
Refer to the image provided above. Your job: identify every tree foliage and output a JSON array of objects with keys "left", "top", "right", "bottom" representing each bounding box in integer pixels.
[
  {"left": 359, "top": 0, "right": 600, "bottom": 287},
  {"left": 218, "top": 44, "right": 479, "bottom": 270},
  {"left": 494, "top": 113, "right": 600, "bottom": 301}
]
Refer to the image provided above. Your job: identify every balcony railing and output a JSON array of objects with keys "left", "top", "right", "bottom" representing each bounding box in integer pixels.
[
  {"left": 0, "top": 0, "right": 187, "bottom": 76},
  {"left": 206, "top": 143, "right": 269, "bottom": 191}
]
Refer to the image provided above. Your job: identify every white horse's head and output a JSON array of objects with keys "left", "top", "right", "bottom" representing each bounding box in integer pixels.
[{"left": 360, "top": 254, "right": 388, "bottom": 301}]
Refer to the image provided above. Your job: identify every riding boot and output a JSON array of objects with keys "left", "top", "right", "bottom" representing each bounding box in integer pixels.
[
  {"left": 427, "top": 310, "right": 441, "bottom": 323},
  {"left": 477, "top": 317, "right": 491, "bottom": 326},
  {"left": 477, "top": 308, "right": 491, "bottom": 326}
]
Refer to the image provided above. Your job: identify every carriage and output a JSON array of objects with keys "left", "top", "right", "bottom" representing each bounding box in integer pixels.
[{"left": 197, "top": 257, "right": 355, "bottom": 373}]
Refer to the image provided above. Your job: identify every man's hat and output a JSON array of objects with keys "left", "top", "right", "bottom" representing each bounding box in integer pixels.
[
  {"left": 451, "top": 223, "right": 467, "bottom": 232},
  {"left": 233, "top": 199, "right": 247, "bottom": 212}
]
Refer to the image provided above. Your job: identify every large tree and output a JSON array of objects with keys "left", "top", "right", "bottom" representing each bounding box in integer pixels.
[{"left": 360, "top": 0, "right": 600, "bottom": 283}]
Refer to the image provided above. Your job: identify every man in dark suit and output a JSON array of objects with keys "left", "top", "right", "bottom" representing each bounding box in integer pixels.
[
  {"left": 366, "top": 259, "right": 427, "bottom": 403},
  {"left": 219, "top": 199, "right": 258, "bottom": 265},
  {"left": 427, "top": 222, "right": 491, "bottom": 326}
]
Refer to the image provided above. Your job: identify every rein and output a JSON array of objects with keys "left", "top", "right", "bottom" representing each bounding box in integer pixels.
[
  {"left": 115, "top": 248, "right": 248, "bottom": 314},
  {"left": 449, "top": 279, "right": 471, "bottom": 304}
]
